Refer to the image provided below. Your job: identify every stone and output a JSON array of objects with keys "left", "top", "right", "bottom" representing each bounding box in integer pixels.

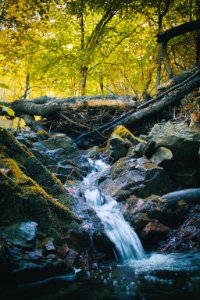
[
  {"left": 0, "top": 157, "right": 79, "bottom": 232},
  {"left": 32, "top": 142, "right": 47, "bottom": 152},
  {"left": 148, "top": 121, "right": 200, "bottom": 161},
  {"left": 31, "top": 148, "right": 57, "bottom": 166},
  {"left": 107, "top": 125, "right": 146, "bottom": 161},
  {"left": 64, "top": 249, "right": 78, "bottom": 271},
  {"left": 100, "top": 156, "right": 175, "bottom": 200},
  {"left": 141, "top": 221, "right": 170, "bottom": 248},
  {"left": 24, "top": 249, "right": 43, "bottom": 261},
  {"left": 24, "top": 156, "right": 66, "bottom": 197},
  {"left": 43, "top": 238, "right": 56, "bottom": 254},
  {"left": 0, "top": 222, "right": 37, "bottom": 249},
  {"left": 46, "top": 148, "right": 66, "bottom": 161},
  {"left": 43, "top": 133, "right": 78, "bottom": 158},
  {"left": 171, "top": 168, "right": 198, "bottom": 186},
  {"left": 147, "top": 121, "right": 200, "bottom": 186},
  {"left": 150, "top": 147, "right": 173, "bottom": 166},
  {"left": 57, "top": 244, "right": 70, "bottom": 259}
]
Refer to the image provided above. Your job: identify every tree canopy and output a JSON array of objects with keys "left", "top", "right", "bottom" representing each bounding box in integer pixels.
[{"left": 0, "top": 0, "right": 199, "bottom": 100}]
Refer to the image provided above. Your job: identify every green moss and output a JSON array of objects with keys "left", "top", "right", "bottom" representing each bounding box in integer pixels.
[
  {"left": 0, "top": 127, "right": 80, "bottom": 233},
  {"left": 0, "top": 158, "right": 29, "bottom": 184},
  {"left": 36, "top": 130, "right": 49, "bottom": 140},
  {"left": 65, "top": 179, "right": 80, "bottom": 186},
  {"left": 0, "top": 157, "right": 80, "bottom": 232},
  {"left": 113, "top": 125, "right": 146, "bottom": 145},
  {"left": 36, "top": 130, "right": 48, "bottom": 136}
]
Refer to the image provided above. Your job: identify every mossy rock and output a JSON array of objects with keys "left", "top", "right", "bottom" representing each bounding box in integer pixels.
[
  {"left": 107, "top": 125, "right": 146, "bottom": 161},
  {"left": 0, "top": 158, "right": 80, "bottom": 233},
  {"left": 0, "top": 127, "right": 66, "bottom": 200},
  {"left": 36, "top": 130, "right": 49, "bottom": 140}
]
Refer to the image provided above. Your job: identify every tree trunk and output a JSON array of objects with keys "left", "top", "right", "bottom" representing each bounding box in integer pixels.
[
  {"left": 196, "top": 30, "right": 200, "bottom": 64},
  {"left": 80, "top": 66, "right": 88, "bottom": 96},
  {"left": 0, "top": 95, "right": 138, "bottom": 119},
  {"left": 157, "top": 19, "right": 200, "bottom": 44},
  {"left": 75, "top": 74, "right": 200, "bottom": 147},
  {"left": 156, "top": 43, "right": 162, "bottom": 87},
  {"left": 161, "top": 42, "right": 173, "bottom": 79}
]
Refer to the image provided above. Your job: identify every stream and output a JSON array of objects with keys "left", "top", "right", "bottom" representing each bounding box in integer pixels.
[
  {"left": 42, "top": 158, "right": 199, "bottom": 300},
  {"left": 81, "top": 159, "right": 145, "bottom": 263},
  {"left": 5, "top": 158, "right": 200, "bottom": 299}
]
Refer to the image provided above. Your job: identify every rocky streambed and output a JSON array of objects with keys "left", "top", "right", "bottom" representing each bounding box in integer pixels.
[{"left": 0, "top": 119, "right": 200, "bottom": 299}]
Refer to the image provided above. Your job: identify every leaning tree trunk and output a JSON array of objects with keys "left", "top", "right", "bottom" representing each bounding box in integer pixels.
[{"left": 75, "top": 73, "right": 200, "bottom": 147}]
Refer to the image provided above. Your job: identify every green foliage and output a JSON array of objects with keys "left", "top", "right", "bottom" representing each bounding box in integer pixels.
[
  {"left": 0, "top": 105, "right": 15, "bottom": 117},
  {"left": 0, "top": 0, "right": 198, "bottom": 99}
]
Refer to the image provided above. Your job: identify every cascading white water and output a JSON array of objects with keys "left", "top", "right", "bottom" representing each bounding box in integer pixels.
[{"left": 81, "top": 159, "right": 145, "bottom": 264}]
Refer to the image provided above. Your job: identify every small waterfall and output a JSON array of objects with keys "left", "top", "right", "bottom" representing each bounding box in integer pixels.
[{"left": 81, "top": 159, "right": 145, "bottom": 264}]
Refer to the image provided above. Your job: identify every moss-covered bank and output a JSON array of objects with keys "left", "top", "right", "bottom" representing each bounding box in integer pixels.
[{"left": 0, "top": 127, "right": 80, "bottom": 234}]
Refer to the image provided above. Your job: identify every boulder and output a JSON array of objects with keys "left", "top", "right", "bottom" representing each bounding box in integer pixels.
[
  {"left": 100, "top": 156, "right": 175, "bottom": 200},
  {"left": 0, "top": 222, "right": 37, "bottom": 249},
  {"left": 42, "top": 133, "right": 78, "bottom": 158},
  {"left": 147, "top": 121, "right": 200, "bottom": 186},
  {"left": 141, "top": 221, "right": 170, "bottom": 248},
  {"left": 0, "top": 158, "right": 79, "bottom": 232},
  {"left": 0, "top": 128, "right": 67, "bottom": 200},
  {"left": 158, "top": 205, "right": 200, "bottom": 252},
  {"left": 106, "top": 125, "right": 146, "bottom": 161},
  {"left": 147, "top": 121, "right": 200, "bottom": 163},
  {"left": 150, "top": 147, "right": 173, "bottom": 167}
]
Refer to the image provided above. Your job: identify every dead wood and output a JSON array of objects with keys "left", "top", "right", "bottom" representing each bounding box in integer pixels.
[
  {"left": 138, "top": 68, "right": 200, "bottom": 110},
  {"left": 157, "top": 20, "right": 200, "bottom": 44},
  {"left": 0, "top": 95, "right": 137, "bottom": 119},
  {"left": 161, "top": 188, "right": 200, "bottom": 205},
  {"left": 75, "top": 74, "right": 200, "bottom": 148}
]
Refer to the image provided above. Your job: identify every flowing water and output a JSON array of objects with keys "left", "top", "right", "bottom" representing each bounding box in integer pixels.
[
  {"left": 81, "top": 159, "right": 145, "bottom": 263},
  {"left": 8, "top": 159, "right": 200, "bottom": 300}
]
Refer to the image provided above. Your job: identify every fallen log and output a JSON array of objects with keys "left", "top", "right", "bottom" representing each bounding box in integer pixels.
[
  {"left": 138, "top": 68, "right": 200, "bottom": 110},
  {"left": 0, "top": 95, "right": 137, "bottom": 118},
  {"left": 75, "top": 74, "right": 200, "bottom": 147},
  {"left": 161, "top": 188, "right": 200, "bottom": 205}
]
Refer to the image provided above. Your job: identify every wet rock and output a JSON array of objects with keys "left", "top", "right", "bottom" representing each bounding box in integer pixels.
[
  {"left": 171, "top": 168, "right": 198, "bottom": 186},
  {"left": 148, "top": 122, "right": 200, "bottom": 159},
  {"left": 57, "top": 244, "right": 69, "bottom": 259},
  {"left": 107, "top": 125, "right": 146, "bottom": 161},
  {"left": 47, "top": 165, "right": 84, "bottom": 180},
  {"left": 0, "top": 222, "right": 37, "bottom": 249},
  {"left": 10, "top": 253, "right": 70, "bottom": 284},
  {"left": 16, "top": 131, "right": 38, "bottom": 143},
  {"left": 42, "top": 238, "right": 56, "bottom": 254},
  {"left": 86, "top": 146, "right": 99, "bottom": 159},
  {"left": 24, "top": 249, "right": 43, "bottom": 261},
  {"left": 158, "top": 205, "right": 200, "bottom": 252},
  {"left": 16, "top": 136, "right": 33, "bottom": 148},
  {"left": 127, "top": 142, "right": 147, "bottom": 158},
  {"left": 31, "top": 148, "right": 57, "bottom": 166},
  {"left": 146, "top": 121, "right": 200, "bottom": 186},
  {"left": 46, "top": 148, "right": 66, "bottom": 161},
  {"left": 141, "top": 221, "right": 170, "bottom": 248},
  {"left": 131, "top": 194, "right": 190, "bottom": 228},
  {"left": 43, "top": 133, "right": 78, "bottom": 158},
  {"left": 32, "top": 142, "right": 47, "bottom": 152},
  {"left": 150, "top": 147, "right": 173, "bottom": 167},
  {"left": 0, "top": 157, "right": 79, "bottom": 232},
  {"left": 64, "top": 249, "right": 78, "bottom": 271},
  {"left": 0, "top": 128, "right": 67, "bottom": 199},
  {"left": 100, "top": 157, "right": 175, "bottom": 200},
  {"left": 24, "top": 156, "right": 66, "bottom": 197},
  {"left": 36, "top": 130, "right": 49, "bottom": 141},
  {"left": 126, "top": 212, "right": 153, "bottom": 232}
]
